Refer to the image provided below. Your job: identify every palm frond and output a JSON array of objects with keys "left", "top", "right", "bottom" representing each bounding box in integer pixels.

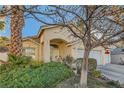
[{"left": 0, "top": 21, "right": 5, "bottom": 31}]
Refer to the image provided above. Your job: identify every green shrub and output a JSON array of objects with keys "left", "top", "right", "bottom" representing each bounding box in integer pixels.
[
  {"left": 0, "top": 54, "right": 32, "bottom": 74},
  {"left": 76, "top": 58, "right": 97, "bottom": 74},
  {"left": 90, "top": 70, "right": 101, "bottom": 78},
  {"left": 30, "top": 61, "right": 44, "bottom": 68},
  {"left": 0, "top": 62, "right": 73, "bottom": 88},
  {"left": 0, "top": 64, "right": 8, "bottom": 73},
  {"left": 88, "top": 58, "right": 97, "bottom": 71},
  {"left": 8, "top": 54, "right": 32, "bottom": 65},
  {"left": 107, "top": 80, "right": 120, "bottom": 88},
  {"left": 63, "top": 56, "right": 74, "bottom": 65},
  {"left": 0, "top": 63, "right": 15, "bottom": 74}
]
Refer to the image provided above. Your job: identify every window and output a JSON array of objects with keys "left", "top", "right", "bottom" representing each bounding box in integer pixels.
[
  {"left": 23, "top": 47, "right": 35, "bottom": 59},
  {"left": 122, "top": 49, "right": 124, "bottom": 52}
]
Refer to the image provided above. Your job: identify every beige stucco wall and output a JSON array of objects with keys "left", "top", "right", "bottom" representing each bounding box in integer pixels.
[
  {"left": 59, "top": 42, "right": 71, "bottom": 57},
  {"left": 42, "top": 26, "right": 75, "bottom": 42}
]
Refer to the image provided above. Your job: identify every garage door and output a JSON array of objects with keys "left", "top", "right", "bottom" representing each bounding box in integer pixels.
[{"left": 76, "top": 49, "right": 102, "bottom": 65}]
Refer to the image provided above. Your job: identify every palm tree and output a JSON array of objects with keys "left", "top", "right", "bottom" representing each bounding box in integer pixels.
[
  {"left": 0, "top": 6, "right": 25, "bottom": 56},
  {"left": 9, "top": 6, "right": 24, "bottom": 56},
  {"left": 0, "top": 5, "right": 50, "bottom": 57}
]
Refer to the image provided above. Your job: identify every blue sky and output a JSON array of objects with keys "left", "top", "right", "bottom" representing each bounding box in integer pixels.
[
  {"left": 0, "top": 5, "right": 77, "bottom": 37},
  {"left": 0, "top": 5, "right": 78, "bottom": 38},
  {"left": 0, "top": 5, "right": 76, "bottom": 38},
  {"left": 0, "top": 6, "right": 49, "bottom": 38},
  {"left": 0, "top": 16, "right": 42, "bottom": 38}
]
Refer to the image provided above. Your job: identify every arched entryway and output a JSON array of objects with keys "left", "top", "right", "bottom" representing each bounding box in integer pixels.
[{"left": 50, "top": 39, "right": 71, "bottom": 61}]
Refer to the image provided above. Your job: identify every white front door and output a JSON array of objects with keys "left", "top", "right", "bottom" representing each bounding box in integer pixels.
[{"left": 76, "top": 49, "right": 102, "bottom": 65}]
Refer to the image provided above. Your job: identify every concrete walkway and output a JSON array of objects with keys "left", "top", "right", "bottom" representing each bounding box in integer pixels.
[{"left": 97, "top": 64, "right": 124, "bottom": 85}]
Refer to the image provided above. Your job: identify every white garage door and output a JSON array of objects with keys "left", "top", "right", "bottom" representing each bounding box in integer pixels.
[{"left": 76, "top": 49, "right": 102, "bottom": 65}]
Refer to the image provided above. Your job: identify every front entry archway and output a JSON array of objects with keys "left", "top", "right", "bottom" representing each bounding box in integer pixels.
[{"left": 50, "top": 38, "right": 71, "bottom": 62}]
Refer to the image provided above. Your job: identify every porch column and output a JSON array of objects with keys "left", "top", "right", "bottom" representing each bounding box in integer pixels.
[
  {"left": 43, "top": 40, "right": 50, "bottom": 62},
  {"left": 38, "top": 43, "right": 42, "bottom": 61}
]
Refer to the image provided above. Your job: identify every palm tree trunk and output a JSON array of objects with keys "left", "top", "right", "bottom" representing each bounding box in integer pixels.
[{"left": 10, "top": 6, "right": 24, "bottom": 56}]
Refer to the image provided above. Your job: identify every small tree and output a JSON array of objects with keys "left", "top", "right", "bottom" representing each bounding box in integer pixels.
[{"left": 40, "top": 5, "right": 124, "bottom": 87}]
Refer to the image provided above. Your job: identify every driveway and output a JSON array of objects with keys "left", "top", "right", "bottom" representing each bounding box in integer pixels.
[{"left": 97, "top": 64, "right": 124, "bottom": 85}]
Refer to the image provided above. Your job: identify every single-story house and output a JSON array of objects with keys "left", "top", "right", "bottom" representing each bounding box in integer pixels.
[
  {"left": 22, "top": 25, "right": 111, "bottom": 65},
  {"left": 111, "top": 48, "right": 124, "bottom": 64}
]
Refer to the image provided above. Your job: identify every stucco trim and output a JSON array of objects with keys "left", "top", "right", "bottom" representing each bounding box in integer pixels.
[
  {"left": 23, "top": 38, "right": 40, "bottom": 45},
  {"left": 37, "top": 25, "right": 62, "bottom": 38}
]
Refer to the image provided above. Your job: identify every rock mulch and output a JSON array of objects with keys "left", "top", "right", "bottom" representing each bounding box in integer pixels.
[
  {"left": 56, "top": 75, "right": 122, "bottom": 88},
  {"left": 56, "top": 75, "right": 80, "bottom": 88}
]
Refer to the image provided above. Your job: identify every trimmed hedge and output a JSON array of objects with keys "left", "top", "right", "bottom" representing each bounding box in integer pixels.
[
  {"left": 0, "top": 62, "right": 73, "bottom": 88},
  {"left": 76, "top": 58, "right": 97, "bottom": 74},
  {"left": 88, "top": 58, "right": 97, "bottom": 71},
  {"left": 90, "top": 69, "right": 101, "bottom": 78}
]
